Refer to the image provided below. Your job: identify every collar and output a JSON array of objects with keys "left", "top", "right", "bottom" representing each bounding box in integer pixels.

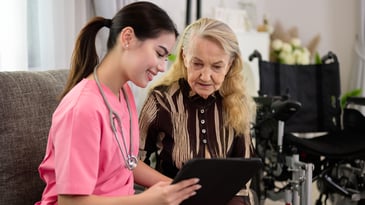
[{"left": 179, "top": 78, "right": 220, "bottom": 106}]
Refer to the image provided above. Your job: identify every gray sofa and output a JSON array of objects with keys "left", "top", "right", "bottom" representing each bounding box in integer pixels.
[{"left": 0, "top": 69, "right": 69, "bottom": 205}]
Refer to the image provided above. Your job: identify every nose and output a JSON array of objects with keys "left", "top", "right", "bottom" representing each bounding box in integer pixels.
[
  {"left": 199, "top": 67, "right": 211, "bottom": 81},
  {"left": 157, "top": 60, "right": 166, "bottom": 72}
]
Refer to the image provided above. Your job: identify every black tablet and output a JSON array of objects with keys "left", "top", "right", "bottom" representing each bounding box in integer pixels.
[{"left": 172, "top": 158, "right": 262, "bottom": 205}]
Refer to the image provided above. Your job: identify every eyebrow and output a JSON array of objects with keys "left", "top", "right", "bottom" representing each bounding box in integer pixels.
[
  {"left": 212, "top": 61, "right": 224, "bottom": 65},
  {"left": 192, "top": 57, "right": 225, "bottom": 65},
  {"left": 158, "top": 45, "right": 169, "bottom": 56}
]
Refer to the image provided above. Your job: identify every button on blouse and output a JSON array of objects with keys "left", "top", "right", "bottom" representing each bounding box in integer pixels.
[{"left": 139, "top": 78, "right": 247, "bottom": 178}]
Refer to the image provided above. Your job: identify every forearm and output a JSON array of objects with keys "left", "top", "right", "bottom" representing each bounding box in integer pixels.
[
  {"left": 133, "top": 160, "right": 171, "bottom": 187},
  {"left": 58, "top": 194, "right": 144, "bottom": 205},
  {"left": 58, "top": 176, "right": 201, "bottom": 205}
]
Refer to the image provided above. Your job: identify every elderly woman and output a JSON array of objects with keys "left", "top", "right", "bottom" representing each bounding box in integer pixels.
[{"left": 139, "top": 18, "right": 256, "bottom": 205}]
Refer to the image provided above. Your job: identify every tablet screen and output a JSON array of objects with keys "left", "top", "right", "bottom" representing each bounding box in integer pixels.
[{"left": 172, "top": 158, "right": 262, "bottom": 205}]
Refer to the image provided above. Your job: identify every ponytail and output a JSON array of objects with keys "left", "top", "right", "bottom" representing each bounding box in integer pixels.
[
  {"left": 59, "top": 16, "right": 110, "bottom": 99},
  {"left": 59, "top": 2, "right": 177, "bottom": 100}
]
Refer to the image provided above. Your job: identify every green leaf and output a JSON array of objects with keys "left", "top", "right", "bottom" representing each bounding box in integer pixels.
[
  {"left": 340, "top": 88, "right": 362, "bottom": 109},
  {"left": 167, "top": 54, "right": 176, "bottom": 62},
  {"left": 315, "top": 52, "right": 322, "bottom": 64}
]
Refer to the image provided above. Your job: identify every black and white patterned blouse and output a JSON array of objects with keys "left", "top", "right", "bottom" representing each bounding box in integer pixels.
[{"left": 139, "top": 78, "right": 253, "bottom": 178}]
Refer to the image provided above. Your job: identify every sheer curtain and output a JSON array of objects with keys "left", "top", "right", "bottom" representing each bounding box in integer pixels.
[
  {"left": 0, "top": 0, "right": 28, "bottom": 70},
  {"left": 28, "top": 0, "right": 95, "bottom": 70},
  {"left": 0, "top": 0, "right": 146, "bottom": 109},
  {"left": 351, "top": 0, "right": 365, "bottom": 113},
  {"left": 0, "top": 0, "right": 128, "bottom": 71},
  {"left": 0, "top": 0, "right": 93, "bottom": 71}
]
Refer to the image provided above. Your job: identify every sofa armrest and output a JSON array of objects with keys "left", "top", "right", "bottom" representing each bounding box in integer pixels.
[{"left": 0, "top": 69, "right": 69, "bottom": 205}]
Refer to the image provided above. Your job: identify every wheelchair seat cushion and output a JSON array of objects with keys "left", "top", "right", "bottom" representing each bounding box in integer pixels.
[{"left": 284, "top": 131, "right": 365, "bottom": 160}]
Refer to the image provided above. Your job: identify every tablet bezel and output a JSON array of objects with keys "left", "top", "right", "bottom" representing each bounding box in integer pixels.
[{"left": 172, "top": 157, "right": 262, "bottom": 205}]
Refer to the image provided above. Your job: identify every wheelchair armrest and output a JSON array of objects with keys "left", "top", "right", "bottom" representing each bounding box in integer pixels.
[
  {"left": 343, "top": 97, "right": 365, "bottom": 131},
  {"left": 271, "top": 100, "right": 302, "bottom": 121},
  {"left": 346, "top": 96, "right": 365, "bottom": 106}
]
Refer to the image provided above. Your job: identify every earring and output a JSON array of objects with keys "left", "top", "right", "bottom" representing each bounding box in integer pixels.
[{"left": 125, "top": 44, "right": 129, "bottom": 48}]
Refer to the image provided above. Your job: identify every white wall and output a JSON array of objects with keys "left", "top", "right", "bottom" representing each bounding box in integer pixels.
[
  {"left": 149, "top": 0, "right": 256, "bottom": 32},
  {"left": 255, "top": 0, "right": 358, "bottom": 93},
  {"left": 151, "top": 0, "right": 358, "bottom": 93}
]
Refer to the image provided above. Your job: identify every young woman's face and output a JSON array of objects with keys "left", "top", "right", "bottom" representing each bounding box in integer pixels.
[
  {"left": 125, "top": 32, "right": 176, "bottom": 88},
  {"left": 183, "top": 36, "right": 231, "bottom": 99}
]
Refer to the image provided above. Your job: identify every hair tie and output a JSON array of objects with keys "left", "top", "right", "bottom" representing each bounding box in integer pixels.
[{"left": 104, "top": 18, "right": 112, "bottom": 28}]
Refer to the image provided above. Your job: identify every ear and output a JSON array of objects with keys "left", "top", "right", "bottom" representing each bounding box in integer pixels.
[{"left": 119, "top": 27, "right": 135, "bottom": 49}]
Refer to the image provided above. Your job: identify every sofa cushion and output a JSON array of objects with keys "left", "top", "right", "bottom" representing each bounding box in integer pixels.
[{"left": 0, "top": 70, "right": 68, "bottom": 205}]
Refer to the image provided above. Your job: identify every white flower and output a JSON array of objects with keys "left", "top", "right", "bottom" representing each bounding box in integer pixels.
[
  {"left": 272, "top": 39, "right": 283, "bottom": 51},
  {"left": 279, "top": 51, "right": 295, "bottom": 65},
  {"left": 298, "top": 55, "right": 310, "bottom": 64},
  {"left": 303, "top": 47, "right": 310, "bottom": 56},
  {"left": 281, "top": 42, "right": 292, "bottom": 53},
  {"left": 271, "top": 38, "right": 312, "bottom": 65},
  {"left": 290, "top": 38, "right": 302, "bottom": 47},
  {"left": 293, "top": 49, "right": 302, "bottom": 59},
  {"left": 296, "top": 50, "right": 310, "bottom": 64}
]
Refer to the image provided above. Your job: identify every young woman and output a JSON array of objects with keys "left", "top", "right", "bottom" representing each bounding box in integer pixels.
[
  {"left": 139, "top": 18, "right": 257, "bottom": 205},
  {"left": 35, "top": 2, "right": 200, "bottom": 205}
]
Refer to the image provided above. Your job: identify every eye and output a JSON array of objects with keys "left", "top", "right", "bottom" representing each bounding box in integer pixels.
[
  {"left": 192, "top": 62, "right": 204, "bottom": 69},
  {"left": 156, "top": 51, "right": 164, "bottom": 58},
  {"left": 190, "top": 59, "right": 203, "bottom": 68},
  {"left": 213, "top": 65, "right": 222, "bottom": 70},
  {"left": 156, "top": 51, "right": 168, "bottom": 61}
]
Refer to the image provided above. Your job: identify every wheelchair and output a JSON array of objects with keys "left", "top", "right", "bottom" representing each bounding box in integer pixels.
[{"left": 249, "top": 50, "right": 365, "bottom": 205}]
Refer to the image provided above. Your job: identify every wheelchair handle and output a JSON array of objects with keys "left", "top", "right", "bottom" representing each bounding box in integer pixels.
[
  {"left": 321, "top": 51, "right": 338, "bottom": 64},
  {"left": 249, "top": 50, "right": 262, "bottom": 61}
]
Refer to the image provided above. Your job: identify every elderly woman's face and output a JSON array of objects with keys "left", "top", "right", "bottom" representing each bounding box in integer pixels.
[{"left": 183, "top": 36, "right": 231, "bottom": 99}]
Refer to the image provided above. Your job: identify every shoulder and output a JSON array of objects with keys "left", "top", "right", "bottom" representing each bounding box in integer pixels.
[
  {"left": 151, "top": 80, "right": 183, "bottom": 98},
  {"left": 54, "top": 79, "right": 104, "bottom": 119}
]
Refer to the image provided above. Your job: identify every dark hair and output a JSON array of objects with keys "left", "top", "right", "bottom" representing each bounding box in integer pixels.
[{"left": 60, "top": 1, "right": 178, "bottom": 99}]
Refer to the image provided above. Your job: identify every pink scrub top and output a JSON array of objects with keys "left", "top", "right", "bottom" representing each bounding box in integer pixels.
[{"left": 35, "top": 79, "right": 139, "bottom": 205}]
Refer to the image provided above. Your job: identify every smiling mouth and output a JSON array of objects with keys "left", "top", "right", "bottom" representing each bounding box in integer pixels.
[{"left": 146, "top": 70, "right": 155, "bottom": 81}]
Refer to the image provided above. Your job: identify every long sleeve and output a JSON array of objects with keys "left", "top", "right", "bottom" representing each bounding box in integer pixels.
[{"left": 139, "top": 91, "right": 159, "bottom": 162}]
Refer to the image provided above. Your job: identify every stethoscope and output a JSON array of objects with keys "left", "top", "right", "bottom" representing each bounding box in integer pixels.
[{"left": 93, "top": 67, "right": 138, "bottom": 170}]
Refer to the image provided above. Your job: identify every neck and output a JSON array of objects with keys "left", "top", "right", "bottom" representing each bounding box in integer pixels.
[{"left": 93, "top": 54, "right": 127, "bottom": 98}]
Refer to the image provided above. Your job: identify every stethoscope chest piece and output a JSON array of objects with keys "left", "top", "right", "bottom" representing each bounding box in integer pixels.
[{"left": 126, "top": 155, "right": 138, "bottom": 170}]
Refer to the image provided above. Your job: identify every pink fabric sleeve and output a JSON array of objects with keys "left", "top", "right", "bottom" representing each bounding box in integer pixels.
[{"left": 53, "top": 103, "right": 101, "bottom": 195}]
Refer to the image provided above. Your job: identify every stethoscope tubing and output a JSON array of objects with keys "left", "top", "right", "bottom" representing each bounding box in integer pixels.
[{"left": 93, "top": 66, "right": 137, "bottom": 170}]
